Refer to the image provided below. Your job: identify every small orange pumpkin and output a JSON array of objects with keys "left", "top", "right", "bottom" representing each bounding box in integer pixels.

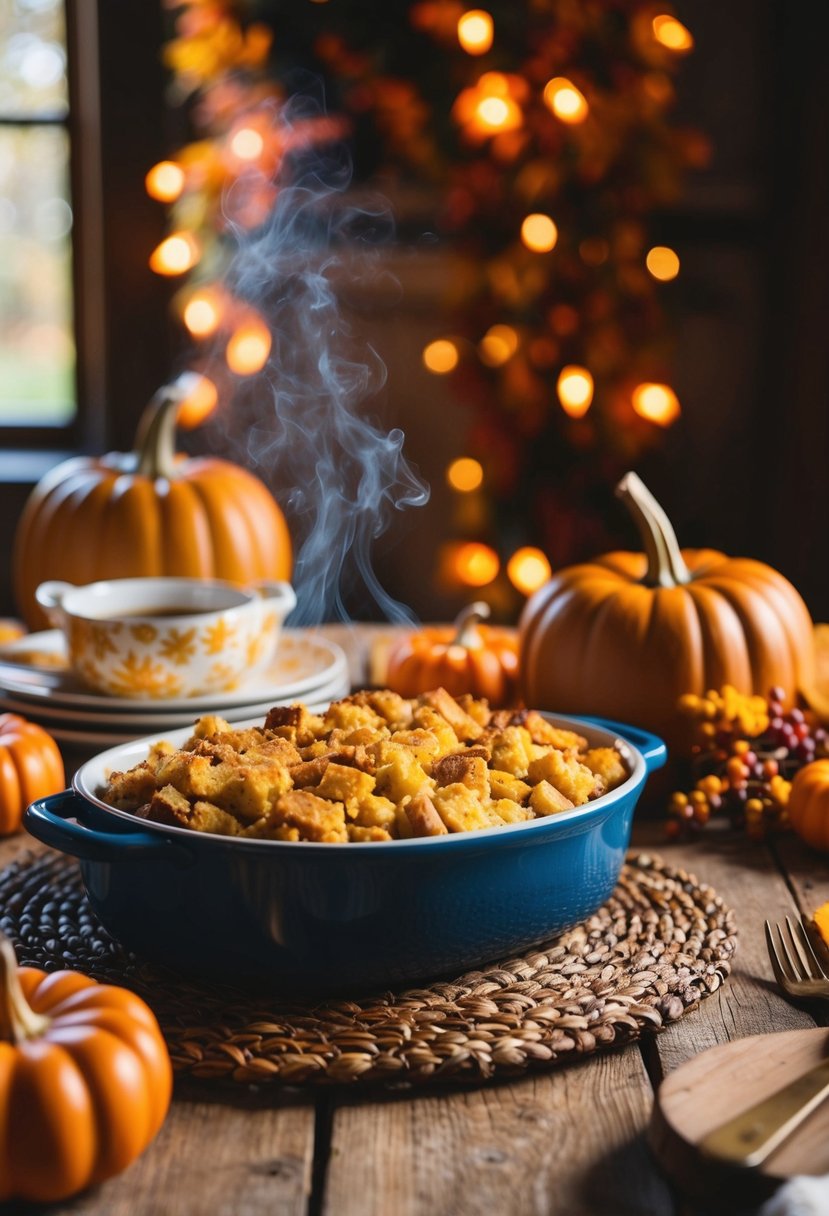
[
  {"left": 14, "top": 383, "right": 293, "bottom": 630},
  {"left": 385, "top": 602, "right": 519, "bottom": 706},
  {"left": 520, "top": 472, "right": 814, "bottom": 747},
  {"left": 0, "top": 714, "right": 65, "bottom": 836},
  {"left": 0, "top": 932, "right": 172, "bottom": 1203},
  {"left": 788, "top": 759, "right": 829, "bottom": 852}
]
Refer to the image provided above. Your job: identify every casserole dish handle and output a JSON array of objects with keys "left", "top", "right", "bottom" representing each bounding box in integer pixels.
[
  {"left": 575, "top": 718, "right": 667, "bottom": 773},
  {"left": 24, "top": 791, "right": 194, "bottom": 866}
]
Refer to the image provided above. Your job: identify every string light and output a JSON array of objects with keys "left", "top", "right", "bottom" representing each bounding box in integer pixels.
[
  {"left": 183, "top": 289, "right": 222, "bottom": 337},
  {"left": 457, "top": 10, "right": 493, "bottom": 55},
  {"left": 454, "top": 542, "right": 500, "bottom": 586},
  {"left": 230, "top": 127, "right": 265, "bottom": 161},
  {"left": 447, "top": 457, "right": 484, "bottom": 492},
  {"left": 632, "top": 382, "right": 680, "bottom": 426},
  {"left": 521, "top": 213, "right": 558, "bottom": 253},
  {"left": 479, "top": 324, "right": 519, "bottom": 366},
  {"left": 423, "top": 339, "right": 459, "bottom": 374},
  {"left": 149, "top": 232, "right": 200, "bottom": 276},
  {"left": 543, "top": 77, "right": 588, "bottom": 124},
  {"left": 556, "top": 366, "right": 594, "bottom": 417},
  {"left": 226, "top": 321, "right": 272, "bottom": 375},
  {"left": 507, "top": 547, "right": 551, "bottom": 595},
  {"left": 145, "top": 161, "right": 185, "bottom": 203},
  {"left": 177, "top": 374, "right": 219, "bottom": 428},
  {"left": 646, "top": 246, "right": 680, "bottom": 281},
  {"left": 652, "top": 15, "right": 694, "bottom": 53}
]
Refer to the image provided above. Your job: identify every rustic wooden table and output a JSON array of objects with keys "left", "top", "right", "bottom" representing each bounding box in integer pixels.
[{"left": 2, "top": 625, "right": 827, "bottom": 1216}]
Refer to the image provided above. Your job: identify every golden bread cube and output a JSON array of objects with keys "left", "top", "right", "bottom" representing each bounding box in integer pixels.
[
  {"left": 432, "top": 783, "right": 489, "bottom": 833},
  {"left": 273, "top": 790, "right": 348, "bottom": 843},
  {"left": 419, "top": 688, "right": 483, "bottom": 742},
  {"left": 529, "top": 780, "right": 575, "bottom": 817},
  {"left": 375, "top": 747, "right": 434, "bottom": 803},
  {"left": 527, "top": 749, "right": 600, "bottom": 805},
  {"left": 488, "top": 726, "right": 534, "bottom": 778},
  {"left": 347, "top": 825, "right": 394, "bottom": 842},
  {"left": 485, "top": 798, "right": 534, "bottom": 826},
  {"left": 489, "top": 769, "right": 532, "bottom": 803},
  {"left": 432, "top": 753, "right": 490, "bottom": 799},
  {"left": 404, "top": 792, "right": 448, "bottom": 837},
  {"left": 315, "top": 762, "right": 376, "bottom": 804},
  {"left": 409, "top": 706, "right": 460, "bottom": 757},
  {"left": 389, "top": 728, "right": 443, "bottom": 765},
  {"left": 583, "top": 748, "right": 628, "bottom": 792}
]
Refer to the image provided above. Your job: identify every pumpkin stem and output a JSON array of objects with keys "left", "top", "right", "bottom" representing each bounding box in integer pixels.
[
  {"left": 615, "top": 472, "right": 691, "bottom": 589},
  {"left": 134, "top": 383, "right": 186, "bottom": 480},
  {"left": 0, "top": 931, "right": 50, "bottom": 1044},
  {"left": 451, "top": 601, "right": 490, "bottom": 650}
]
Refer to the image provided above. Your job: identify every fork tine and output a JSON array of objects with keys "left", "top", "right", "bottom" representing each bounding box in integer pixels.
[
  {"left": 785, "top": 916, "right": 813, "bottom": 981},
  {"left": 772, "top": 920, "right": 801, "bottom": 983},
  {"left": 797, "top": 915, "right": 829, "bottom": 980},
  {"left": 765, "top": 920, "right": 795, "bottom": 989}
]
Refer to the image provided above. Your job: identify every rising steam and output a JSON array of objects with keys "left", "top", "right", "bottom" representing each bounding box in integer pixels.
[{"left": 210, "top": 92, "right": 429, "bottom": 624}]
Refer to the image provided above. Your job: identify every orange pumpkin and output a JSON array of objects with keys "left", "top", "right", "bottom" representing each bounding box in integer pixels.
[
  {"left": 385, "top": 602, "right": 519, "bottom": 706},
  {"left": 0, "top": 714, "right": 65, "bottom": 836},
  {"left": 520, "top": 472, "right": 814, "bottom": 747},
  {"left": 0, "top": 932, "right": 172, "bottom": 1203},
  {"left": 14, "top": 384, "right": 293, "bottom": 630},
  {"left": 788, "top": 759, "right": 829, "bottom": 852}
]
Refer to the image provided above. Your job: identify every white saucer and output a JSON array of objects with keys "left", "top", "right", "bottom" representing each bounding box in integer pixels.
[{"left": 0, "top": 629, "right": 348, "bottom": 712}]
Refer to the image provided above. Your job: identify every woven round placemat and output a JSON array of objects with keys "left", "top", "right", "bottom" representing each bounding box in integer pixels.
[{"left": 0, "top": 850, "right": 737, "bottom": 1089}]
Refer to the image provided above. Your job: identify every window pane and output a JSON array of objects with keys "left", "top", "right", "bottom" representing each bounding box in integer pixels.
[
  {"left": 0, "top": 124, "right": 75, "bottom": 424},
  {"left": 0, "top": 0, "right": 67, "bottom": 117}
]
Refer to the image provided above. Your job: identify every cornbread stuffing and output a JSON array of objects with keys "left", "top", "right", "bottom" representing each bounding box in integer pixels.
[{"left": 101, "top": 688, "right": 629, "bottom": 843}]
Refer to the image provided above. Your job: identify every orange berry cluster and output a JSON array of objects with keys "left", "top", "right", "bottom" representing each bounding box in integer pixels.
[{"left": 666, "top": 686, "right": 827, "bottom": 840}]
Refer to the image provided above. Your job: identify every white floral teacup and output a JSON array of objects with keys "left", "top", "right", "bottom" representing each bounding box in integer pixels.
[{"left": 35, "top": 577, "right": 296, "bottom": 700}]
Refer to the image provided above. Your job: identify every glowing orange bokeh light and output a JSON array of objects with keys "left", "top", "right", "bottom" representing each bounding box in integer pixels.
[
  {"left": 423, "top": 339, "right": 460, "bottom": 374},
  {"left": 557, "top": 366, "right": 594, "bottom": 417},
  {"left": 646, "top": 246, "right": 680, "bottom": 281},
  {"left": 521, "top": 213, "right": 558, "bottom": 253},
  {"left": 454, "top": 542, "right": 500, "bottom": 587},
  {"left": 145, "top": 161, "right": 185, "bottom": 203},
  {"left": 183, "top": 290, "right": 223, "bottom": 338},
  {"left": 226, "top": 322, "right": 272, "bottom": 375},
  {"left": 458, "top": 10, "right": 494, "bottom": 55},
  {"left": 479, "top": 323, "right": 519, "bottom": 366},
  {"left": 230, "top": 127, "right": 265, "bottom": 161},
  {"left": 447, "top": 457, "right": 484, "bottom": 493},
  {"left": 149, "top": 232, "right": 200, "bottom": 276},
  {"left": 632, "top": 382, "right": 681, "bottom": 426},
  {"left": 652, "top": 15, "right": 694, "bottom": 53},
  {"left": 507, "top": 547, "right": 552, "bottom": 596},
  {"left": 177, "top": 374, "right": 219, "bottom": 429},
  {"left": 543, "top": 77, "right": 589, "bottom": 124}
]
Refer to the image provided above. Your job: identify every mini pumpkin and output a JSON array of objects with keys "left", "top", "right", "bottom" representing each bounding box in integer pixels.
[
  {"left": 0, "top": 932, "right": 172, "bottom": 1203},
  {"left": 385, "top": 602, "right": 519, "bottom": 706},
  {"left": 788, "top": 759, "right": 829, "bottom": 852},
  {"left": 14, "top": 383, "right": 293, "bottom": 630},
  {"left": 520, "top": 472, "right": 814, "bottom": 747},
  {"left": 0, "top": 714, "right": 65, "bottom": 836}
]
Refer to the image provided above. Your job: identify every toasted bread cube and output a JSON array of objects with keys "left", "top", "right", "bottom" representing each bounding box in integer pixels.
[
  {"left": 527, "top": 749, "right": 601, "bottom": 805},
  {"left": 375, "top": 746, "right": 434, "bottom": 804},
  {"left": 315, "top": 762, "right": 376, "bottom": 805},
  {"left": 155, "top": 751, "right": 218, "bottom": 800},
  {"left": 351, "top": 794, "right": 397, "bottom": 831},
  {"left": 485, "top": 798, "right": 534, "bottom": 826},
  {"left": 341, "top": 725, "right": 387, "bottom": 747},
  {"left": 146, "top": 783, "right": 192, "bottom": 825},
  {"left": 273, "top": 790, "right": 348, "bottom": 842},
  {"left": 409, "top": 706, "right": 460, "bottom": 757},
  {"left": 189, "top": 800, "right": 244, "bottom": 836},
  {"left": 456, "top": 694, "right": 493, "bottom": 727},
  {"left": 389, "top": 728, "right": 443, "bottom": 766},
  {"left": 264, "top": 704, "right": 326, "bottom": 746},
  {"left": 529, "top": 780, "right": 575, "bottom": 817},
  {"left": 518, "top": 711, "right": 587, "bottom": 750},
  {"left": 187, "top": 714, "right": 232, "bottom": 743},
  {"left": 432, "top": 783, "right": 489, "bottom": 833},
  {"left": 347, "top": 824, "right": 394, "bottom": 842},
  {"left": 583, "top": 747, "right": 628, "bottom": 791},
  {"left": 221, "top": 763, "right": 294, "bottom": 822},
  {"left": 488, "top": 726, "right": 535, "bottom": 778},
  {"left": 489, "top": 769, "right": 532, "bottom": 803},
  {"left": 346, "top": 689, "right": 413, "bottom": 728},
  {"left": 419, "top": 688, "right": 483, "bottom": 742},
  {"left": 404, "top": 792, "right": 448, "bottom": 837},
  {"left": 432, "top": 753, "right": 490, "bottom": 799},
  {"left": 104, "top": 760, "right": 160, "bottom": 810},
  {"left": 323, "top": 699, "right": 383, "bottom": 735}
]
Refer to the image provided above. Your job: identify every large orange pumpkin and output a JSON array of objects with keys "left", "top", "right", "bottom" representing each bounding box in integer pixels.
[
  {"left": 520, "top": 472, "right": 814, "bottom": 747},
  {"left": 0, "top": 933, "right": 172, "bottom": 1203},
  {"left": 0, "top": 714, "right": 65, "bottom": 836},
  {"left": 788, "top": 760, "right": 829, "bottom": 852},
  {"left": 14, "top": 384, "right": 293, "bottom": 629}
]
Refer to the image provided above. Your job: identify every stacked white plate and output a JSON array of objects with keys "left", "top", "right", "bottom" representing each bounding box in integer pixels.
[{"left": 0, "top": 629, "right": 350, "bottom": 748}]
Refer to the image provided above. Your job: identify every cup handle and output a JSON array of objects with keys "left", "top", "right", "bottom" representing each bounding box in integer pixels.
[
  {"left": 251, "top": 581, "right": 297, "bottom": 615},
  {"left": 34, "top": 580, "right": 75, "bottom": 626}
]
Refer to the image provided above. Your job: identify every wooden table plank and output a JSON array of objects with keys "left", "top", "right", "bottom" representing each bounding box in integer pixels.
[{"left": 322, "top": 1052, "right": 673, "bottom": 1216}]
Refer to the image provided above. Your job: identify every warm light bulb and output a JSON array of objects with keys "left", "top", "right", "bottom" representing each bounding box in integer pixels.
[
  {"left": 149, "top": 232, "right": 200, "bottom": 276},
  {"left": 447, "top": 457, "right": 484, "bottom": 493},
  {"left": 556, "top": 366, "right": 594, "bottom": 417},
  {"left": 423, "top": 339, "right": 459, "bottom": 374},
  {"left": 543, "top": 77, "right": 589, "bottom": 124},
  {"left": 479, "top": 324, "right": 519, "bottom": 366},
  {"left": 652, "top": 15, "right": 694, "bottom": 53},
  {"left": 457, "top": 10, "right": 493, "bottom": 55},
  {"left": 521, "top": 213, "right": 558, "bottom": 253},
  {"left": 646, "top": 246, "right": 680, "bottom": 281},
  {"left": 230, "top": 127, "right": 265, "bottom": 160},
  {"left": 507, "top": 547, "right": 551, "bottom": 596},
  {"left": 183, "top": 290, "right": 222, "bottom": 337},
  {"left": 455, "top": 542, "right": 500, "bottom": 587},
  {"left": 177, "top": 374, "right": 219, "bottom": 429},
  {"left": 476, "top": 96, "right": 510, "bottom": 128},
  {"left": 632, "top": 382, "right": 680, "bottom": 426},
  {"left": 226, "top": 322, "right": 272, "bottom": 375},
  {"left": 145, "top": 160, "right": 185, "bottom": 203}
]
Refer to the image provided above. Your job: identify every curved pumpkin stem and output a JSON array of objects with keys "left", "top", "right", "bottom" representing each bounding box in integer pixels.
[
  {"left": 134, "top": 383, "right": 186, "bottom": 480},
  {"left": 615, "top": 472, "right": 691, "bottom": 589},
  {"left": 451, "top": 601, "right": 490, "bottom": 650},
  {"left": 0, "top": 931, "right": 50, "bottom": 1044}
]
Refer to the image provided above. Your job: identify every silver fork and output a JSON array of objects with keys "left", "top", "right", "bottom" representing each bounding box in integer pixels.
[{"left": 700, "top": 916, "right": 829, "bottom": 1167}]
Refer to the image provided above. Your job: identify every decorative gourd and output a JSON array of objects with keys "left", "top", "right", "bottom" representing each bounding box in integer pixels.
[
  {"left": 14, "top": 384, "right": 293, "bottom": 629},
  {"left": 385, "top": 602, "right": 519, "bottom": 706},
  {"left": 788, "top": 760, "right": 829, "bottom": 852},
  {"left": 0, "top": 714, "right": 65, "bottom": 836},
  {"left": 0, "top": 932, "right": 172, "bottom": 1203},
  {"left": 520, "top": 472, "right": 814, "bottom": 747}
]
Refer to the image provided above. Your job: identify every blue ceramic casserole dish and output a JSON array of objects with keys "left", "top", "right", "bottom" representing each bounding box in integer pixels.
[{"left": 24, "top": 713, "right": 665, "bottom": 993}]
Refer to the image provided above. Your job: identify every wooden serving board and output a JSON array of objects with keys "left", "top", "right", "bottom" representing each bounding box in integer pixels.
[{"left": 650, "top": 1027, "right": 829, "bottom": 1207}]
